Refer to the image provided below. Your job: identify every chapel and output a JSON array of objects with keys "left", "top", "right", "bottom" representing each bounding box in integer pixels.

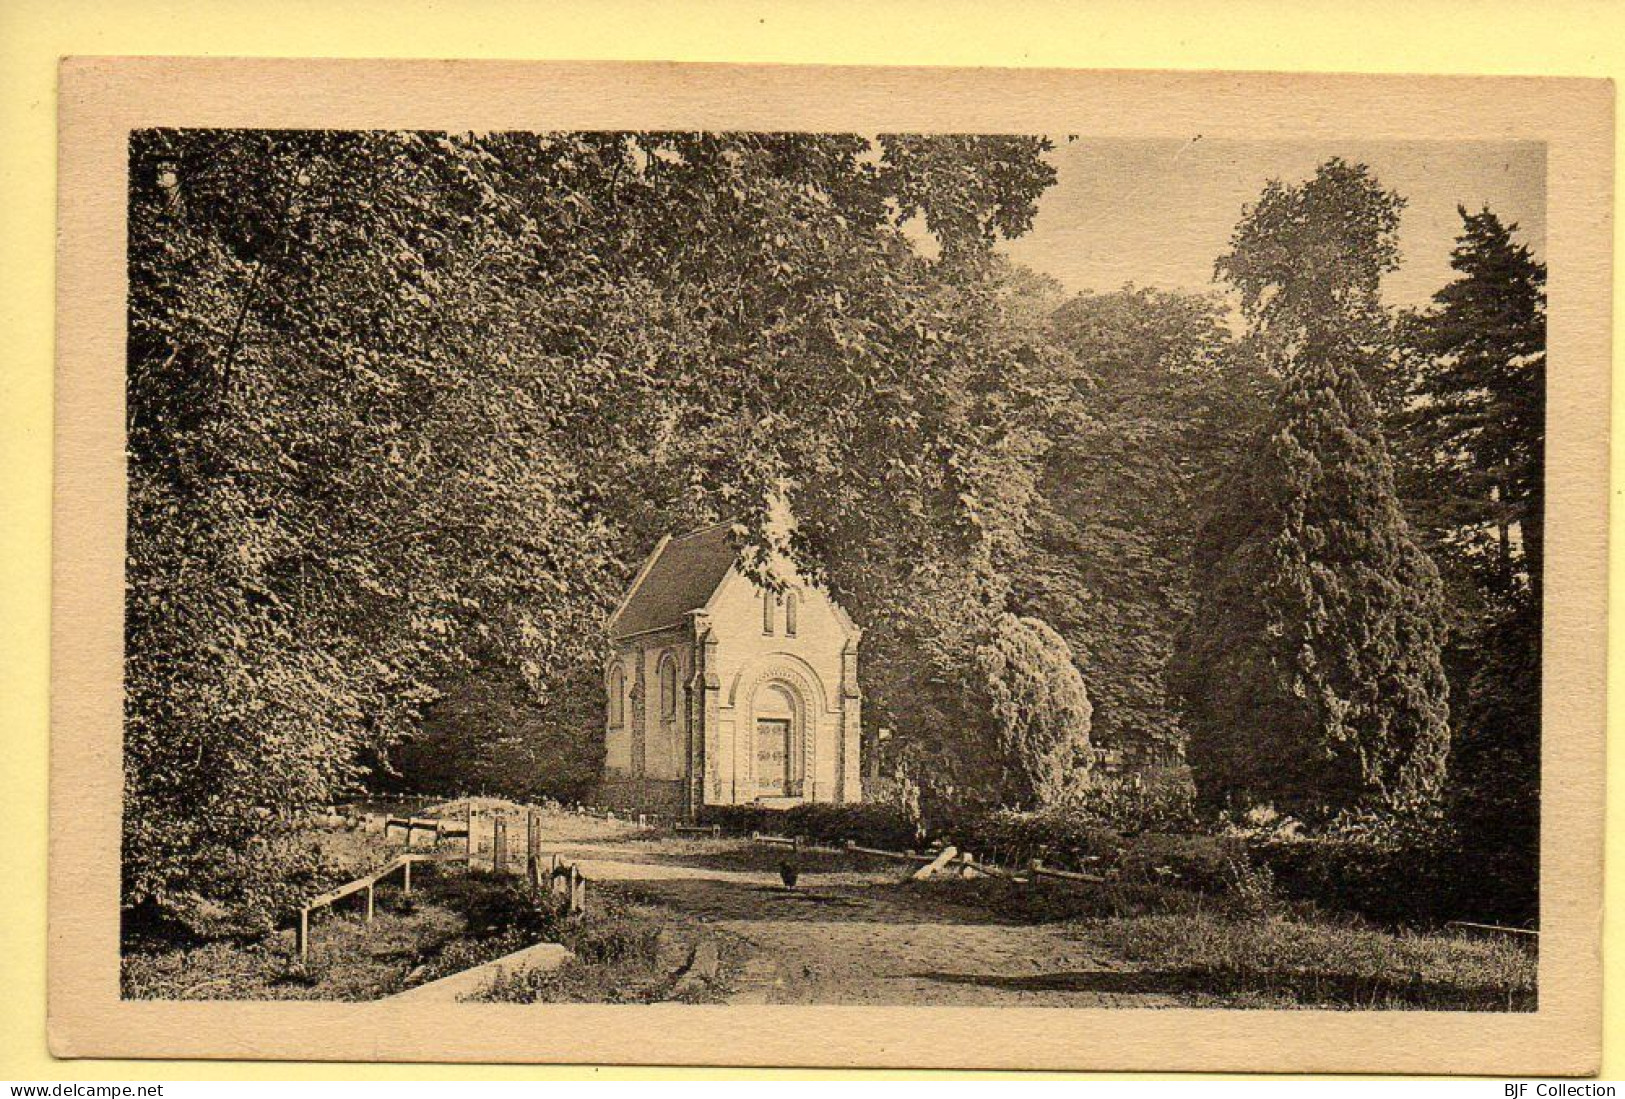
[{"left": 600, "top": 521, "right": 863, "bottom": 818}]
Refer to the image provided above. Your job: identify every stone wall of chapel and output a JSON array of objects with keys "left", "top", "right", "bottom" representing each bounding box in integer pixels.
[
  {"left": 604, "top": 626, "right": 692, "bottom": 782},
  {"left": 604, "top": 564, "right": 860, "bottom": 810},
  {"left": 703, "top": 566, "right": 854, "bottom": 805}
]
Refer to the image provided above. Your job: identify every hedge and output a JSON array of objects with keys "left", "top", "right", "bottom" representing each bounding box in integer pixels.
[
  {"left": 697, "top": 802, "right": 921, "bottom": 852},
  {"left": 697, "top": 799, "right": 1525, "bottom": 930}
]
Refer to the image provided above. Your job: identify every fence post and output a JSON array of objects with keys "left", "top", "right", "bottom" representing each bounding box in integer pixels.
[
  {"left": 527, "top": 810, "right": 541, "bottom": 889},
  {"left": 493, "top": 815, "right": 508, "bottom": 875},
  {"left": 403, "top": 858, "right": 412, "bottom": 896},
  {"left": 365, "top": 880, "right": 375, "bottom": 922},
  {"left": 297, "top": 907, "right": 309, "bottom": 963}
]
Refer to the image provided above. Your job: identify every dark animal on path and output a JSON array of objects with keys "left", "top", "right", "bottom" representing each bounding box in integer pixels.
[{"left": 778, "top": 860, "right": 799, "bottom": 890}]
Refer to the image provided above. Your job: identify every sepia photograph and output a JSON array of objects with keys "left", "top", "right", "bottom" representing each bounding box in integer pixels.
[
  {"left": 118, "top": 127, "right": 1550, "bottom": 1012},
  {"left": 47, "top": 60, "right": 1610, "bottom": 1073}
]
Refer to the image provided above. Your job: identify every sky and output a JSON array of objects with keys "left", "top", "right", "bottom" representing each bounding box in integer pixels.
[{"left": 996, "top": 137, "right": 1546, "bottom": 312}]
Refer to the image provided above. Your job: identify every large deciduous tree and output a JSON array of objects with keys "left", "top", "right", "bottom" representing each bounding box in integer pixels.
[
  {"left": 1019, "top": 287, "right": 1269, "bottom": 768},
  {"left": 126, "top": 131, "right": 616, "bottom": 934},
  {"left": 814, "top": 255, "right": 1086, "bottom": 813},
  {"left": 1170, "top": 160, "right": 1452, "bottom": 822},
  {"left": 126, "top": 129, "right": 1059, "bottom": 933}
]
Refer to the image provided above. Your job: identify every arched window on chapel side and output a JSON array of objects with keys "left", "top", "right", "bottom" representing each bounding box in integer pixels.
[
  {"left": 659, "top": 654, "right": 679, "bottom": 718},
  {"left": 608, "top": 664, "right": 625, "bottom": 727}
]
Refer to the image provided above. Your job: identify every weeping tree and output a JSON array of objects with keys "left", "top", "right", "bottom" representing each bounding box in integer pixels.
[
  {"left": 977, "top": 613, "right": 1093, "bottom": 808},
  {"left": 861, "top": 555, "right": 1092, "bottom": 813},
  {"left": 1170, "top": 160, "right": 1451, "bottom": 822}
]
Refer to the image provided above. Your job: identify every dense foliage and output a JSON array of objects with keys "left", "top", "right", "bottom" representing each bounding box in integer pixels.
[
  {"left": 126, "top": 129, "right": 1060, "bottom": 933},
  {"left": 127, "top": 132, "right": 1546, "bottom": 937},
  {"left": 1393, "top": 207, "right": 1546, "bottom": 609},
  {"left": 1019, "top": 287, "right": 1270, "bottom": 766},
  {"left": 382, "top": 656, "right": 602, "bottom": 804},
  {"left": 976, "top": 613, "right": 1093, "bottom": 807},
  {"left": 1395, "top": 208, "right": 1547, "bottom": 925},
  {"left": 1170, "top": 161, "right": 1452, "bottom": 821}
]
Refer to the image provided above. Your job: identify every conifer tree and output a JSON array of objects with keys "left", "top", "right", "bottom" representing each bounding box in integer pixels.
[
  {"left": 1397, "top": 207, "right": 1545, "bottom": 924},
  {"left": 1171, "top": 160, "right": 1452, "bottom": 821},
  {"left": 1397, "top": 207, "right": 1546, "bottom": 606}
]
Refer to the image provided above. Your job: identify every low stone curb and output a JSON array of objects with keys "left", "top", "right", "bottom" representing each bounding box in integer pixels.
[{"left": 387, "top": 941, "right": 575, "bottom": 1003}]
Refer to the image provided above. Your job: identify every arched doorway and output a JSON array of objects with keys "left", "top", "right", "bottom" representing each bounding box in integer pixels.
[{"left": 754, "top": 682, "right": 799, "bottom": 797}]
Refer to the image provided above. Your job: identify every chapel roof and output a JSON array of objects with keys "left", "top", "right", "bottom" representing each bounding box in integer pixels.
[{"left": 608, "top": 521, "right": 739, "bottom": 639}]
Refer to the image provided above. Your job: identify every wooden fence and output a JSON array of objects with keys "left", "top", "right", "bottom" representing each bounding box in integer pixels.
[
  {"left": 294, "top": 851, "right": 467, "bottom": 962},
  {"left": 741, "top": 835, "right": 1107, "bottom": 888},
  {"left": 295, "top": 804, "right": 592, "bottom": 962}
]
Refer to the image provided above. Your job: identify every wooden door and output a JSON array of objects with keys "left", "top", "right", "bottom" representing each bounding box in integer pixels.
[{"left": 756, "top": 718, "right": 792, "bottom": 795}]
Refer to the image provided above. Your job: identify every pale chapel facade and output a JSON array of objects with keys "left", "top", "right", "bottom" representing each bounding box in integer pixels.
[{"left": 599, "top": 522, "right": 863, "bottom": 818}]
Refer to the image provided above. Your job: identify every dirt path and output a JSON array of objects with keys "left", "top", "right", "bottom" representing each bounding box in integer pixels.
[{"left": 544, "top": 822, "right": 1181, "bottom": 1007}]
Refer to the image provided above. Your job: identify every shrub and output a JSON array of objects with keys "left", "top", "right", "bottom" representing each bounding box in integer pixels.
[
  {"left": 1248, "top": 832, "right": 1448, "bottom": 929},
  {"left": 975, "top": 614, "right": 1094, "bottom": 807},
  {"left": 566, "top": 907, "right": 663, "bottom": 968},
  {"left": 435, "top": 870, "right": 564, "bottom": 941},
  {"left": 1222, "top": 855, "right": 1278, "bottom": 920},
  {"left": 698, "top": 801, "right": 922, "bottom": 850},
  {"left": 1114, "top": 831, "right": 1239, "bottom": 893},
  {"left": 1058, "top": 769, "right": 1201, "bottom": 835},
  {"left": 944, "top": 805, "right": 1123, "bottom": 872}
]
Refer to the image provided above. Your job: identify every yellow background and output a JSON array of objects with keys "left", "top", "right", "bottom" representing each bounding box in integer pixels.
[{"left": 2, "top": 0, "right": 1618, "bottom": 1080}]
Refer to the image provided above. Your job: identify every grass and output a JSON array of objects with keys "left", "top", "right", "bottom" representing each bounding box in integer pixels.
[
  {"left": 909, "top": 874, "right": 1535, "bottom": 1010},
  {"left": 121, "top": 863, "right": 562, "bottom": 1001},
  {"left": 1088, "top": 912, "right": 1537, "bottom": 1011},
  {"left": 472, "top": 884, "right": 745, "bottom": 1004}
]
